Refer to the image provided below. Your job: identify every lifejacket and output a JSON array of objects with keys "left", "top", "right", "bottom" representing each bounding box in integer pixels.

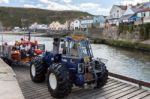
[{"left": 34, "top": 49, "right": 43, "bottom": 55}]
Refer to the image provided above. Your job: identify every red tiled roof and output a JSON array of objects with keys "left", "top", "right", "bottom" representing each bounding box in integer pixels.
[{"left": 137, "top": 8, "right": 150, "bottom": 13}]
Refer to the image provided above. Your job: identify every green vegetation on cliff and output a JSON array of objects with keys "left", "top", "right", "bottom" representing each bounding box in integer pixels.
[
  {"left": 0, "top": 7, "right": 91, "bottom": 28},
  {"left": 93, "top": 38, "right": 150, "bottom": 52},
  {"left": 118, "top": 23, "right": 150, "bottom": 40}
]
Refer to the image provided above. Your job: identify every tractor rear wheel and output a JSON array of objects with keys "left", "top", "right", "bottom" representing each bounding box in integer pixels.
[
  {"left": 95, "top": 61, "right": 108, "bottom": 88},
  {"left": 47, "top": 63, "right": 72, "bottom": 98},
  {"left": 30, "top": 56, "right": 46, "bottom": 83}
]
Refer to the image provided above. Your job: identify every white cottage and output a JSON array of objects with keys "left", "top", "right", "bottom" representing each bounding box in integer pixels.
[
  {"left": 73, "top": 20, "right": 80, "bottom": 30},
  {"left": 110, "top": 5, "right": 127, "bottom": 18},
  {"left": 69, "top": 20, "right": 80, "bottom": 30},
  {"left": 70, "top": 22, "right": 74, "bottom": 30},
  {"left": 109, "top": 5, "right": 127, "bottom": 25}
]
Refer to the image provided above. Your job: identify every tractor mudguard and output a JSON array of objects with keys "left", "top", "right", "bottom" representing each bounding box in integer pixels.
[{"left": 43, "top": 52, "right": 54, "bottom": 66}]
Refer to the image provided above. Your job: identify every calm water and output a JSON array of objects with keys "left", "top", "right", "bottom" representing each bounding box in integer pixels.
[{"left": 1, "top": 34, "right": 150, "bottom": 82}]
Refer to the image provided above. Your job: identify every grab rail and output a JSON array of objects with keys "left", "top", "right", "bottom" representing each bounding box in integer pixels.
[{"left": 109, "top": 72, "right": 150, "bottom": 88}]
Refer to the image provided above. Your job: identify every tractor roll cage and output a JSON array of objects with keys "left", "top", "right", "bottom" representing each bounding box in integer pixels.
[{"left": 63, "top": 37, "right": 93, "bottom": 58}]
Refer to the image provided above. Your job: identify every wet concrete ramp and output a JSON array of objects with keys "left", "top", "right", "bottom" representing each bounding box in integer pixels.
[{"left": 13, "top": 65, "right": 150, "bottom": 99}]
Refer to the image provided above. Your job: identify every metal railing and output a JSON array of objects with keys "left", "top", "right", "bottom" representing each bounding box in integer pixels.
[
  {"left": 0, "top": 45, "right": 149, "bottom": 89},
  {"left": 109, "top": 72, "right": 150, "bottom": 88}
]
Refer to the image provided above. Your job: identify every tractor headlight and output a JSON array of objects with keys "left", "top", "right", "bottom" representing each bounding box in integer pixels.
[
  {"left": 78, "top": 63, "right": 84, "bottom": 73},
  {"left": 88, "top": 66, "right": 93, "bottom": 72},
  {"left": 88, "top": 62, "right": 95, "bottom": 72}
]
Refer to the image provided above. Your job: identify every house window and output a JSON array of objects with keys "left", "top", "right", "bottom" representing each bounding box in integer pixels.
[
  {"left": 143, "top": 12, "right": 146, "bottom": 17},
  {"left": 117, "top": 10, "right": 119, "bottom": 13},
  {"left": 117, "top": 14, "right": 119, "bottom": 18},
  {"left": 141, "top": 12, "right": 144, "bottom": 17},
  {"left": 75, "top": 27, "right": 78, "bottom": 30},
  {"left": 146, "top": 12, "right": 149, "bottom": 17}
]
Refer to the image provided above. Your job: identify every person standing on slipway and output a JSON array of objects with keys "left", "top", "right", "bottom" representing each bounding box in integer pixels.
[{"left": 3, "top": 42, "right": 9, "bottom": 57}]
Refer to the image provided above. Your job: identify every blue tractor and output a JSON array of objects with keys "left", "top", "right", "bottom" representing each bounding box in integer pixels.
[{"left": 30, "top": 35, "right": 108, "bottom": 98}]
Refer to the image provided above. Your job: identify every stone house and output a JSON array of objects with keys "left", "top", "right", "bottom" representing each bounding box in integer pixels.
[{"left": 49, "top": 21, "right": 68, "bottom": 30}]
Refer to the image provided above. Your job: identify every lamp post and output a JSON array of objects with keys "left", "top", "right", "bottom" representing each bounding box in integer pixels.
[{"left": 21, "top": 18, "right": 28, "bottom": 39}]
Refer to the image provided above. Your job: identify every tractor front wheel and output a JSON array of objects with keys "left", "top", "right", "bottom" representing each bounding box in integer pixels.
[
  {"left": 30, "top": 56, "right": 46, "bottom": 83},
  {"left": 47, "top": 63, "right": 72, "bottom": 98}
]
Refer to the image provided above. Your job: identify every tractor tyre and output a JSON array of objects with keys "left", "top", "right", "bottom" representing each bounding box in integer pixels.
[
  {"left": 30, "top": 56, "right": 46, "bottom": 83},
  {"left": 47, "top": 63, "right": 72, "bottom": 98},
  {"left": 95, "top": 61, "right": 108, "bottom": 88}
]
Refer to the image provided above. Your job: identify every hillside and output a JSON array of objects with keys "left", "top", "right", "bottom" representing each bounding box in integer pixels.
[{"left": 0, "top": 7, "right": 91, "bottom": 28}]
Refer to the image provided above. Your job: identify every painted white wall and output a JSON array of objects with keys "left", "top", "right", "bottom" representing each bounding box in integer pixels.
[
  {"left": 110, "top": 5, "right": 126, "bottom": 19},
  {"left": 73, "top": 20, "right": 80, "bottom": 29},
  {"left": 123, "top": 6, "right": 135, "bottom": 15},
  {"left": 137, "top": 11, "right": 150, "bottom": 18},
  {"left": 137, "top": 11, "right": 150, "bottom": 24},
  {"left": 145, "top": 12, "right": 150, "bottom": 17},
  {"left": 137, "top": 13, "right": 142, "bottom": 17},
  {"left": 144, "top": 16, "right": 150, "bottom": 23},
  {"left": 70, "top": 22, "right": 74, "bottom": 30}
]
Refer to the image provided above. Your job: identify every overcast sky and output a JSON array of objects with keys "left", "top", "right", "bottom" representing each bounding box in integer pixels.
[{"left": 0, "top": 0, "right": 149, "bottom": 15}]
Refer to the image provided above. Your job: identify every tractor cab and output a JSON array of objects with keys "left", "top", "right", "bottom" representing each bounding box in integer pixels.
[
  {"left": 51, "top": 35, "right": 93, "bottom": 63},
  {"left": 61, "top": 35, "right": 93, "bottom": 59}
]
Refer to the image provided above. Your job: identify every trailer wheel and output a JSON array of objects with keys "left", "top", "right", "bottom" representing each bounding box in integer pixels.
[
  {"left": 47, "top": 63, "right": 72, "bottom": 98},
  {"left": 95, "top": 61, "right": 108, "bottom": 88},
  {"left": 30, "top": 56, "right": 46, "bottom": 83}
]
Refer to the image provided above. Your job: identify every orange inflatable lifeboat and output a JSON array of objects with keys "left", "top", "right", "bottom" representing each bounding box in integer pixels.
[
  {"left": 34, "top": 49, "right": 43, "bottom": 55},
  {"left": 11, "top": 50, "right": 21, "bottom": 61}
]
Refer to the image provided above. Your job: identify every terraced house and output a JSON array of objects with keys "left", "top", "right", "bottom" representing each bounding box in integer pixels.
[
  {"left": 108, "top": 5, "right": 127, "bottom": 25},
  {"left": 93, "top": 15, "right": 106, "bottom": 28},
  {"left": 137, "top": 2, "right": 150, "bottom": 24}
]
